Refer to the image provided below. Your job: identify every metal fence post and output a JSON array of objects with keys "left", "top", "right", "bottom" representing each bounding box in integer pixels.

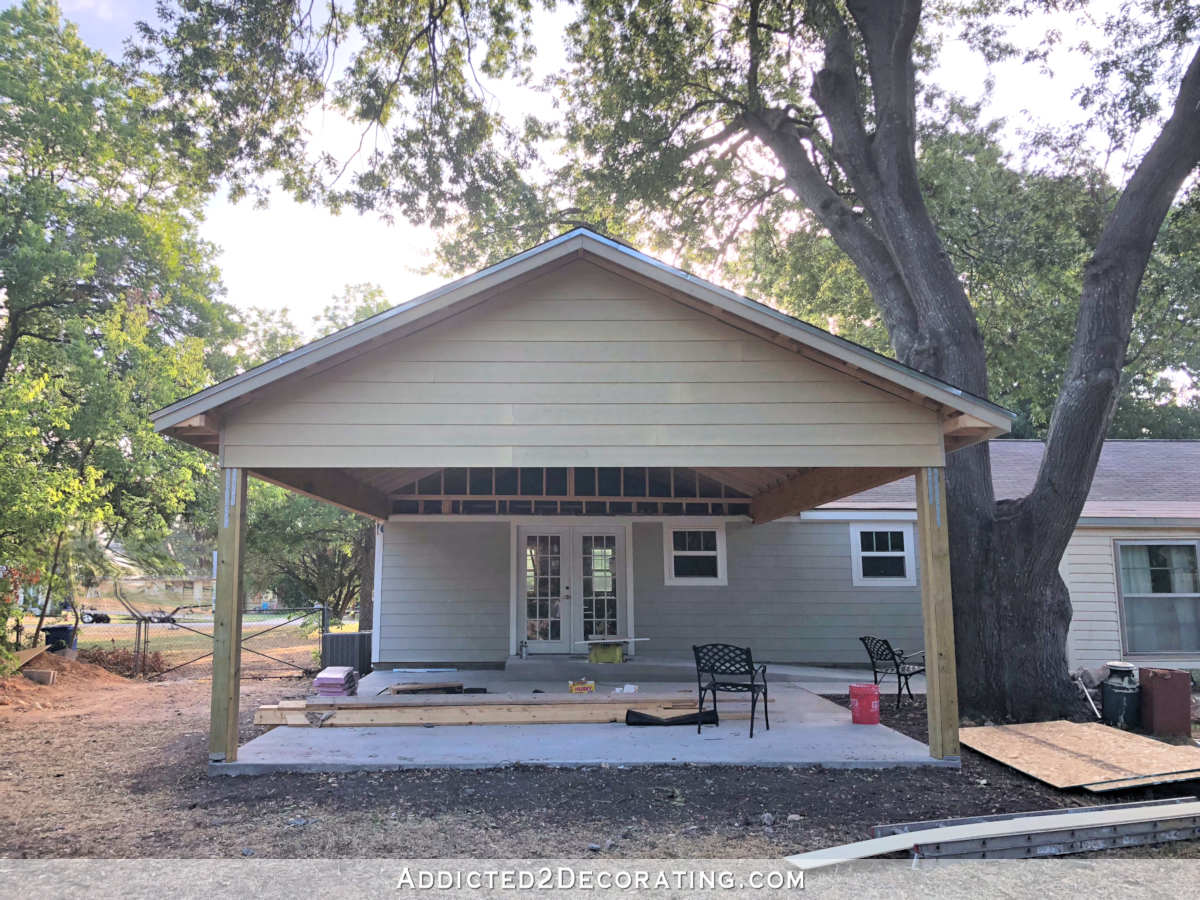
[{"left": 318, "top": 604, "right": 328, "bottom": 667}]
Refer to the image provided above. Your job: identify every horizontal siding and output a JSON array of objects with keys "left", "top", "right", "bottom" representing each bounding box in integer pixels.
[
  {"left": 376, "top": 521, "right": 509, "bottom": 664},
  {"left": 221, "top": 260, "right": 943, "bottom": 469},
  {"left": 631, "top": 520, "right": 924, "bottom": 665},
  {"left": 1063, "top": 525, "right": 1200, "bottom": 670}
]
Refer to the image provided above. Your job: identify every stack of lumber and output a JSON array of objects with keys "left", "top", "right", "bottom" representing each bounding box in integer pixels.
[
  {"left": 255, "top": 689, "right": 767, "bottom": 728},
  {"left": 313, "top": 666, "right": 358, "bottom": 697}
]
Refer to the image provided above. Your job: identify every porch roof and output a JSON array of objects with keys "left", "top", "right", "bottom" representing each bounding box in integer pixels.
[{"left": 151, "top": 229, "right": 1013, "bottom": 522}]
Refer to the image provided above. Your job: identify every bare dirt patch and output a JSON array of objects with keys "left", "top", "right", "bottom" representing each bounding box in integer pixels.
[{"left": 1, "top": 674, "right": 1198, "bottom": 860}]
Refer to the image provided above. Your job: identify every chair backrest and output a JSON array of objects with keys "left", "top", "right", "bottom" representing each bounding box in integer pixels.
[
  {"left": 693, "top": 643, "right": 754, "bottom": 677},
  {"left": 860, "top": 635, "right": 898, "bottom": 664}
]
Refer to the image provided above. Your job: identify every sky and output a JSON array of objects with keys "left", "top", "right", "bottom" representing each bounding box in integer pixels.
[{"left": 44, "top": 0, "right": 1131, "bottom": 337}]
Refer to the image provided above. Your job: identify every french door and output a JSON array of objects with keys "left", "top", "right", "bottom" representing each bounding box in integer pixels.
[{"left": 518, "top": 525, "right": 625, "bottom": 654}]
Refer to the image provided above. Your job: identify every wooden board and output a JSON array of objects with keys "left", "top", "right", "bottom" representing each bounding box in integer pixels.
[
  {"left": 12, "top": 646, "right": 47, "bottom": 669},
  {"left": 254, "top": 701, "right": 751, "bottom": 727},
  {"left": 959, "top": 720, "right": 1200, "bottom": 789},
  {"left": 296, "top": 690, "right": 699, "bottom": 709},
  {"left": 386, "top": 682, "right": 464, "bottom": 694},
  {"left": 786, "top": 800, "right": 1200, "bottom": 871}
]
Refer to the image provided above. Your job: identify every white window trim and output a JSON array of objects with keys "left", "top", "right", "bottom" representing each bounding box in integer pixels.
[
  {"left": 663, "top": 520, "right": 728, "bottom": 587},
  {"left": 1115, "top": 539, "right": 1200, "bottom": 657},
  {"left": 849, "top": 522, "right": 917, "bottom": 587}
]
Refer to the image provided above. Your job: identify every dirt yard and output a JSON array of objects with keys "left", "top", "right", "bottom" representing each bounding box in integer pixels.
[{"left": 2, "top": 657, "right": 1198, "bottom": 859}]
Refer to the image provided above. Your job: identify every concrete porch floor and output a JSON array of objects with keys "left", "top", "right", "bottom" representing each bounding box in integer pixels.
[{"left": 217, "top": 666, "right": 945, "bottom": 775}]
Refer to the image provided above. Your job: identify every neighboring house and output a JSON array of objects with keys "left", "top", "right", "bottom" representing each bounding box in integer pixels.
[
  {"left": 155, "top": 227, "right": 1022, "bottom": 761},
  {"left": 831, "top": 440, "right": 1200, "bottom": 672}
]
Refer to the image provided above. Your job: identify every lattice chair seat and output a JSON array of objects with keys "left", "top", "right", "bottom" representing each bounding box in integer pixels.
[
  {"left": 692, "top": 643, "right": 769, "bottom": 738},
  {"left": 859, "top": 635, "right": 925, "bottom": 709}
]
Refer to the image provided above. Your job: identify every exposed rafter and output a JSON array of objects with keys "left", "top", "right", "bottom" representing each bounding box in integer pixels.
[
  {"left": 251, "top": 467, "right": 390, "bottom": 520},
  {"left": 750, "top": 467, "right": 917, "bottom": 524}
]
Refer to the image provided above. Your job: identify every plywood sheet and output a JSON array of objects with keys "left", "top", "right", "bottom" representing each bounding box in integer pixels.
[{"left": 959, "top": 720, "right": 1200, "bottom": 789}]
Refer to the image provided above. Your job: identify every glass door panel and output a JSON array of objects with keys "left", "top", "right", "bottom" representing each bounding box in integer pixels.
[
  {"left": 521, "top": 529, "right": 570, "bottom": 652},
  {"left": 580, "top": 533, "right": 619, "bottom": 640}
]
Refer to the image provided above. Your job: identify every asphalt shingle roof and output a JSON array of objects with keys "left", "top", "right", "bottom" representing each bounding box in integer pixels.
[{"left": 829, "top": 440, "right": 1200, "bottom": 519}]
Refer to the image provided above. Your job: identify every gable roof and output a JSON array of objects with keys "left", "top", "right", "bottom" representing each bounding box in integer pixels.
[
  {"left": 151, "top": 227, "right": 1015, "bottom": 436},
  {"left": 831, "top": 440, "right": 1200, "bottom": 522}
]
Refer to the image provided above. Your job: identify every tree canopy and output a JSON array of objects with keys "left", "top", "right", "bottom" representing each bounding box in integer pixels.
[{"left": 133, "top": 0, "right": 1200, "bottom": 718}]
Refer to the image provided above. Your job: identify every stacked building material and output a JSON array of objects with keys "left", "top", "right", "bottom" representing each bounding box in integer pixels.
[{"left": 313, "top": 666, "right": 358, "bottom": 697}]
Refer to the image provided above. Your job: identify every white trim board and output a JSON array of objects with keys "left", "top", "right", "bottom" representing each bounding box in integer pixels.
[{"left": 371, "top": 523, "right": 384, "bottom": 664}]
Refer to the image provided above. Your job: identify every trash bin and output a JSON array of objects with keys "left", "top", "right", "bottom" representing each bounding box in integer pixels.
[
  {"left": 1101, "top": 661, "right": 1140, "bottom": 730},
  {"left": 849, "top": 683, "right": 880, "bottom": 725},
  {"left": 1140, "top": 667, "right": 1191, "bottom": 738},
  {"left": 42, "top": 624, "right": 77, "bottom": 651}
]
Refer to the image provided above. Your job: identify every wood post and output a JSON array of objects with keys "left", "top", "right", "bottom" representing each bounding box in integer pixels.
[
  {"left": 916, "top": 466, "right": 960, "bottom": 760},
  {"left": 210, "top": 466, "right": 247, "bottom": 762}
]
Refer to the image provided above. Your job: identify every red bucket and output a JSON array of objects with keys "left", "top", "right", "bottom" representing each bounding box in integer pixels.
[{"left": 849, "top": 683, "right": 880, "bottom": 725}]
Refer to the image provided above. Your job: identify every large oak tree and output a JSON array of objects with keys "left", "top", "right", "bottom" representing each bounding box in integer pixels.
[{"left": 138, "top": 0, "right": 1200, "bottom": 718}]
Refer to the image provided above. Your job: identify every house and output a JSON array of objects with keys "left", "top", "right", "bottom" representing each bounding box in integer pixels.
[
  {"left": 152, "top": 228, "right": 1017, "bottom": 762},
  {"left": 832, "top": 440, "right": 1200, "bottom": 672}
]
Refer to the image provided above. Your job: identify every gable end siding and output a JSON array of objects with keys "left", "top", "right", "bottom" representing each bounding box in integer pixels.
[{"left": 219, "top": 261, "right": 945, "bottom": 469}]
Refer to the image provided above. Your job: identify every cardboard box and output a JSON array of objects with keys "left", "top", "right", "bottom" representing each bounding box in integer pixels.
[{"left": 568, "top": 679, "right": 595, "bottom": 693}]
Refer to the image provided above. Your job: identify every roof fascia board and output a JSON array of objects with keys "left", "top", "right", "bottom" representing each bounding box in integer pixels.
[{"left": 152, "top": 232, "right": 586, "bottom": 431}]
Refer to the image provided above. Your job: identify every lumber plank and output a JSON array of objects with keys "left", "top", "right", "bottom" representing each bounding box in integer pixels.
[
  {"left": 786, "top": 801, "right": 1200, "bottom": 871},
  {"left": 386, "top": 681, "right": 464, "bottom": 694},
  {"left": 916, "top": 465, "right": 959, "bottom": 761},
  {"left": 253, "top": 702, "right": 751, "bottom": 727},
  {"left": 298, "top": 690, "right": 698, "bottom": 708},
  {"left": 210, "top": 467, "right": 247, "bottom": 763}
]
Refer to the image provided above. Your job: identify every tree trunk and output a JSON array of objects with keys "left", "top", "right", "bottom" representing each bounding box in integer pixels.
[
  {"left": 356, "top": 524, "right": 376, "bottom": 632},
  {"left": 743, "top": 4, "right": 1200, "bottom": 721},
  {"left": 946, "top": 447, "right": 1079, "bottom": 719}
]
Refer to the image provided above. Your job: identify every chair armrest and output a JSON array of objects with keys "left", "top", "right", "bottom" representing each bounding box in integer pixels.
[{"left": 755, "top": 664, "right": 768, "bottom": 683}]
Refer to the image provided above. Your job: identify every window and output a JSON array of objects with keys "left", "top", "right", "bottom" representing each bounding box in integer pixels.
[
  {"left": 850, "top": 523, "right": 916, "bottom": 587},
  {"left": 663, "top": 522, "right": 727, "bottom": 586},
  {"left": 1118, "top": 542, "right": 1200, "bottom": 654}
]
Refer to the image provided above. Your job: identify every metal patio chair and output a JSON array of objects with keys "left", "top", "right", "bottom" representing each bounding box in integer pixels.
[
  {"left": 693, "top": 643, "right": 769, "bottom": 738},
  {"left": 859, "top": 635, "right": 925, "bottom": 709}
]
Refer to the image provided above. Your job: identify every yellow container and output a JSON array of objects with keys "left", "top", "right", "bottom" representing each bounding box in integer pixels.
[{"left": 588, "top": 643, "right": 625, "bottom": 664}]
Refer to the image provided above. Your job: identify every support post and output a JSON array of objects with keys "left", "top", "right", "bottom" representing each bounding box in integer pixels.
[
  {"left": 210, "top": 467, "right": 247, "bottom": 762},
  {"left": 916, "top": 466, "right": 960, "bottom": 760}
]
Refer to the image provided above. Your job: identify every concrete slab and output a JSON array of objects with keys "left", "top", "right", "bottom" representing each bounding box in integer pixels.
[{"left": 216, "top": 683, "right": 952, "bottom": 775}]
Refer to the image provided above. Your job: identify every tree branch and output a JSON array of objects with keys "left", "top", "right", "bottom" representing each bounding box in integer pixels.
[{"left": 1028, "top": 43, "right": 1200, "bottom": 543}]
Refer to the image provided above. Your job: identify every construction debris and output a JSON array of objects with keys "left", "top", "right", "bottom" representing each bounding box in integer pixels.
[
  {"left": 11, "top": 646, "right": 47, "bottom": 669},
  {"left": 786, "top": 800, "right": 1200, "bottom": 870},
  {"left": 21, "top": 669, "right": 56, "bottom": 686},
  {"left": 959, "top": 720, "right": 1200, "bottom": 791}
]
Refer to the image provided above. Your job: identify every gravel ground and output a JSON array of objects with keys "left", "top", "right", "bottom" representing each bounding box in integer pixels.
[{"left": 1, "top": 660, "right": 1198, "bottom": 859}]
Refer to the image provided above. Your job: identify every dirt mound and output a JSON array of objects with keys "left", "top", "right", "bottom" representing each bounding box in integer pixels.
[{"left": 0, "top": 650, "right": 126, "bottom": 708}]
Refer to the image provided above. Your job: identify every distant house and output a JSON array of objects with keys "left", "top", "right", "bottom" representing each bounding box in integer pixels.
[{"left": 832, "top": 440, "right": 1200, "bottom": 671}]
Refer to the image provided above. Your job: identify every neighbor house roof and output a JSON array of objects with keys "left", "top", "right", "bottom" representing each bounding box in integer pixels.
[
  {"left": 151, "top": 227, "right": 1014, "bottom": 439},
  {"left": 829, "top": 440, "right": 1200, "bottom": 523}
]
